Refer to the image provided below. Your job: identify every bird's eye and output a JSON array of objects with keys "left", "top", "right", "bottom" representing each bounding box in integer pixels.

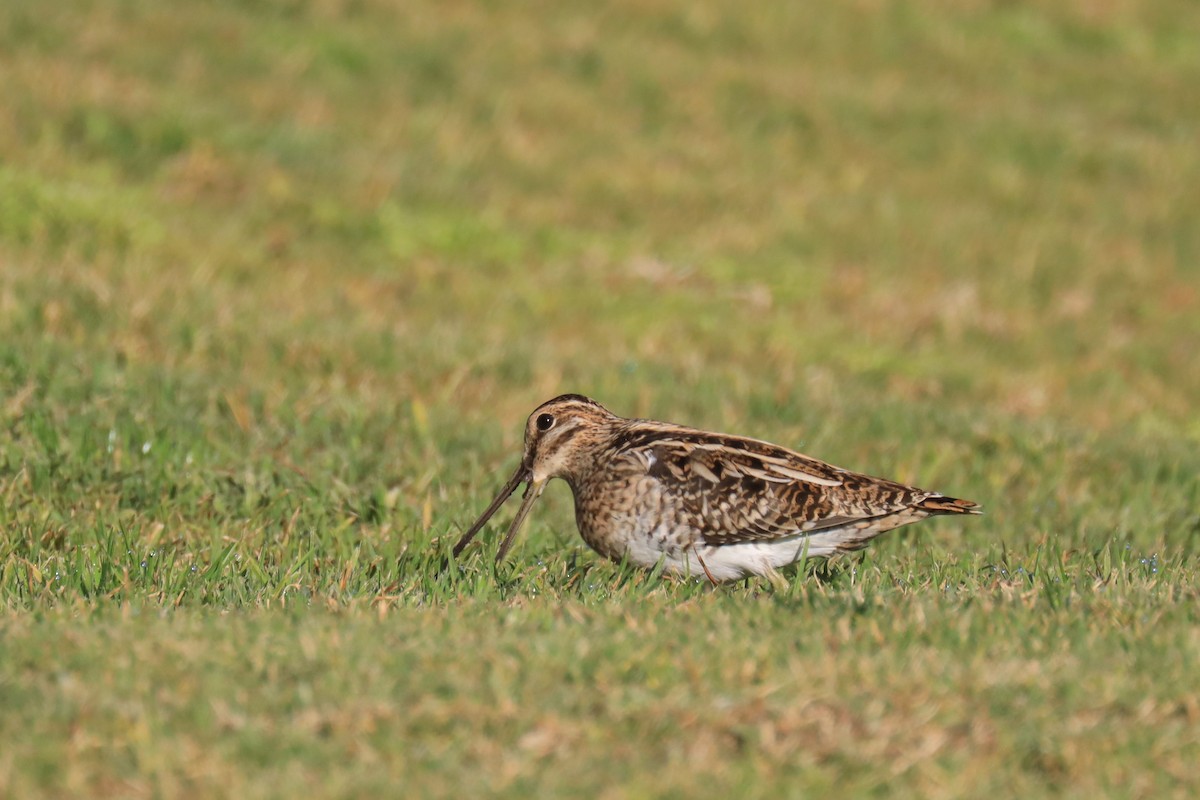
[{"left": 535, "top": 413, "right": 555, "bottom": 432}]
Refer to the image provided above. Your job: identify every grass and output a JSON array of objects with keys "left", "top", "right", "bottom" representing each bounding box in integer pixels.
[{"left": 2, "top": 0, "right": 1199, "bottom": 796}]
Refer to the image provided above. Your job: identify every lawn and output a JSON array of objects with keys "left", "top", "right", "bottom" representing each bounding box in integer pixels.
[{"left": 1, "top": 0, "right": 1198, "bottom": 796}]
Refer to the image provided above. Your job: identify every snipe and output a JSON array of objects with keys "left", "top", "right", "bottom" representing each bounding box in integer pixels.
[{"left": 454, "top": 394, "right": 980, "bottom": 583}]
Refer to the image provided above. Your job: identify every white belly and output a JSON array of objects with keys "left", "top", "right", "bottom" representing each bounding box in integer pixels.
[{"left": 618, "top": 523, "right": 855, "bottom": 581}]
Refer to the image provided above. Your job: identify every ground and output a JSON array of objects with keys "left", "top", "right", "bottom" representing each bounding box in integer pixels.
[{"left": 1, "top": 1, "right": 1198, "bottom": 797}]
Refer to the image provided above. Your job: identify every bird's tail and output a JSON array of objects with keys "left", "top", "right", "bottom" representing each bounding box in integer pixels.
[{"left": 917, "top": 495, "right": 982, "bottom": 515}]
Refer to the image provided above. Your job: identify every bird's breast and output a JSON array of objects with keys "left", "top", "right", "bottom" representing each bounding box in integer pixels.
[{"left": 568, "top": 468, "right": 694, "bottom": 561}]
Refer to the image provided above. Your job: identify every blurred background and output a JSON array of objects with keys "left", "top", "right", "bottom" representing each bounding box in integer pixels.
[
  {"left": 2, "top": 0, "right": 1198, "bottom": 558},
  {"left": 5, "top": 0, "right": 1200, "bottom": 553},
  {"left": 5, "top": 0, "right": 1199, "bottom": 541},
  {"left": 3, "top": 2, "right": 1200, "bottom": 796}
]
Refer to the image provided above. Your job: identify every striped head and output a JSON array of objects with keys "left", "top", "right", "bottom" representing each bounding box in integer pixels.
[
  {"left": 520, "top": 394, "right": 618, "bottom": 484},
  {"left": 453, "top": 394, "right": 619, "bottom": 563}
]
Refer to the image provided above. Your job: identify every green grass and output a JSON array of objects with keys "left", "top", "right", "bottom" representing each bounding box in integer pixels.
[{"left": 2, "top": 0, "right": 1199, "bottom": 796}]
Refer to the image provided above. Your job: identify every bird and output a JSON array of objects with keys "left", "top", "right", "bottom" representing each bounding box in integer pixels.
[{"left": 453, "top": 394, "right": 980, "bottom": 583}]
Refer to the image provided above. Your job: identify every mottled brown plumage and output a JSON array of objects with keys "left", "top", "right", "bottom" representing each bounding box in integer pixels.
[{"left": 454, "top": 395, "right": 980, "bottom": 583}]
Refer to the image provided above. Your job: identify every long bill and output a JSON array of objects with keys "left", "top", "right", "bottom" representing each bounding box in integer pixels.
[
  {"left": 495, "top": 479, "right": 546, "bottom": 564},
  {"left": 453, "top": 464, "right": 528, "bottom": 557}
]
